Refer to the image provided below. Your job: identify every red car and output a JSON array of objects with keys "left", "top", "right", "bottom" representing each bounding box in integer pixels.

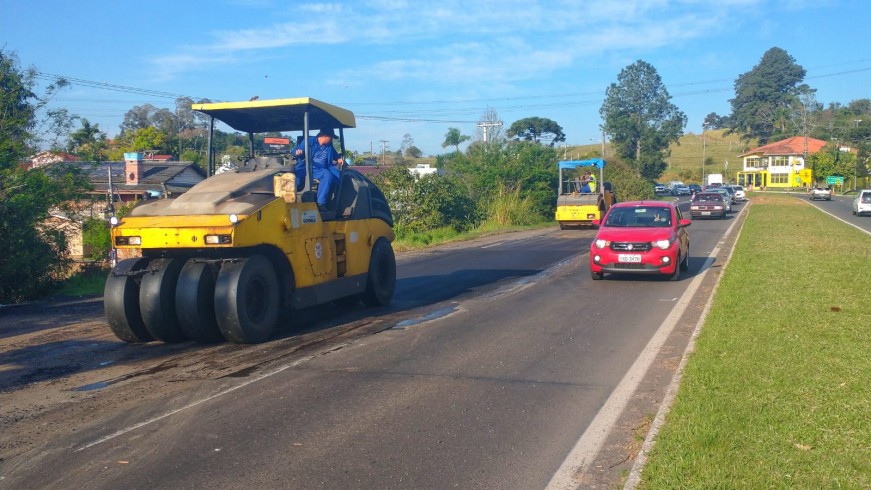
[{"left": 589, "top": 201, "right": 691, "bottom": 281}]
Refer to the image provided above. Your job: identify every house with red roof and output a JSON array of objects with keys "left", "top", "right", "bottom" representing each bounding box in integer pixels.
[
  {"left": 42, "top": 152, "right": 207, "bottom": 260},
  {"left": 26, "top": 150, "right": 80, "bottom": 168},
  {"left": 143, "top": 154, "right": 173, "bottom": 162},
  {"left": 736, "top": 136, "right": 828, "bottom": 189}
]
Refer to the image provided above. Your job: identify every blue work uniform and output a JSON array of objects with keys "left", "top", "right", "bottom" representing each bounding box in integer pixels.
[
  {"left": 293, "top": 152, "right": 307, "bottom": 191},
  {"left": 293, "top": 136, "right": 343, "bottom": 205}
]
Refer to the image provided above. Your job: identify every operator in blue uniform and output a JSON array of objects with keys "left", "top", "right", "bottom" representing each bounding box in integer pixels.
[{"left": 293, "top": 128, "right": 345, "bottom": 207}]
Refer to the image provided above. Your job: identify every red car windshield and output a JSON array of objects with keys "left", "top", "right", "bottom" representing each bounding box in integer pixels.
[{"left": 604, "top": 207, "right": 672, "bottom": 227}]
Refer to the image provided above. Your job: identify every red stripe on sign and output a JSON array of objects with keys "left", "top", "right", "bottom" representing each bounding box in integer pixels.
[{"left": 264, "top": 137, "right": 290, "bottom": 144}]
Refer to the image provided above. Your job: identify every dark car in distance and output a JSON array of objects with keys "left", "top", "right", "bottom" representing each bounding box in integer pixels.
[{"left": 690, "top": 192, "right": 727, "bottom": 219}]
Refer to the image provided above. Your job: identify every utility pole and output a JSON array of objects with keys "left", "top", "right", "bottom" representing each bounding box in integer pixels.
[
  {"left": 477, "top": 121, "right": 503, "bottom": 143},
  {"left": 601, "top": 128, "right": 606, "bottom": 158},
  {"left": 207, "top": 116, "right": 215, "bottom": 176},
  {"left": 804, "top": 135, "right": 810, "bottom": 184},
  {"left": 701, "top": 122, "right": 708, "bottom": 184},
  {"left": 106, "top": 165, "right": 115, "bottom": 218},
  {"left": 177, "top": 105, "right": 182, "bottom": 160},
  {"left": 380, "top": 140, "right": 389, "bottom": 165}
]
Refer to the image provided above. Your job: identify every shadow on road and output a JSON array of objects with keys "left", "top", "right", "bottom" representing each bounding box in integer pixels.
[{"left": 0, "top": 266, "right": 548, "bottom": 393}]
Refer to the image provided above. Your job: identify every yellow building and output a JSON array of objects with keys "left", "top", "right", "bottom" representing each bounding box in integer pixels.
[{"left": 735, "top": 136, "right": 828, "bottom": 190}]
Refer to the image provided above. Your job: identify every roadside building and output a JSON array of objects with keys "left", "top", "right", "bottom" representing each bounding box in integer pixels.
[
  {"left": 34, "top": 152, "right": 207, "bottom": 259},
  {"left": 736, "top": 136, "right": 827, "bottom": 190},
  {"left": 27, "top": 150, "right": 80, "bottom": 168},
  {"left": 97, "top": 152, "right": 206, "bottom": 208},
  {"left": 408, "top": 163, "right": 439, "bottom": 178}
]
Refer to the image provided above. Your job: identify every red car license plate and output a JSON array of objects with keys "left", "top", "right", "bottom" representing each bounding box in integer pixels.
[{"left": 618, "top": 254, "right": 642, "bottom": 263}]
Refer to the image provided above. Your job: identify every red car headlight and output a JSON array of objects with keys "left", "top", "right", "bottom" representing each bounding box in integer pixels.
[{"left": 652, "top": 239, "right": 672, "bottom": 250}]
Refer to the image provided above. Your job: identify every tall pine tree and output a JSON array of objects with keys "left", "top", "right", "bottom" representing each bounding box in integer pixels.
[
  {"left": 728, "top": 47, "right": 806, "bottom": 144},
  {"left": 600, "top": 60, "right": 686, "bottom": 180}
]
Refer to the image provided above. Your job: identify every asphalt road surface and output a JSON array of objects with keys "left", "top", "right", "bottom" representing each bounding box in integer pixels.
[
  {"left": 801, "top": 190, "right": 871, "bottom": 234},
  {"left": 0, "top": 199, "right": 746, "bottom": 489}
]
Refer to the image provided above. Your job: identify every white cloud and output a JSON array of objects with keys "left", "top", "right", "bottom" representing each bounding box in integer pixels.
[
  {"left": 212, "top": 21, "right": 349, "bottom": 51},
  {"left": 146, "top": 51, "right": 240, "bottom": 83},
  {"left": 148, "top": 0, "right": 768, "bottom": 91}
]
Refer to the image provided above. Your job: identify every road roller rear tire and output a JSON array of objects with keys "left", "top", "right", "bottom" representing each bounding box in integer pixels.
[
  {"left": 176, "top": 260, "right": 224, "bottom": 343},
  {"left": 139, "top": 257, "right": 188, "bottom": 343},
  {"left": 214, "top": 255, "right": 279, "bottom": 344},
  {"left": 104, "top": 257, "right": 154, "bottom": 343}
]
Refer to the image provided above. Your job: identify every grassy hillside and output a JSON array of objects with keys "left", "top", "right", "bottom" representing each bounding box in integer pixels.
[
  {"left": 664, "top": 129, "right": 755, "bottom": 184},
  {"left": 564, "top": 129, "right": 757, "bottom": 184},
  {"left": 382, "top": 129, "right": 757, "bottom": 185}
]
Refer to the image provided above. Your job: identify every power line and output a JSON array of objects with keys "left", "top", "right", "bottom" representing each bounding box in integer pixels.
[
  {"left": 54, "top": 97, "right": 174, "bottom": 104},
  {"left": 35, "top": 64, "right": 871, "bottom": 126},
  {"left": 806, "top": 66, "right": 871, "bottom": 80},
  {"left": 34, "top": 72, "right": 214, "bottom": 102},
  {"left": 360, "top": 115, "right": 477, "bottom": 124}
]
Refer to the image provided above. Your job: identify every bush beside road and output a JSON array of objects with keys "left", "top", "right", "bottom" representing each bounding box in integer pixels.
[{"left": 637, "top": 193, "right": 871, "bottom": 488}]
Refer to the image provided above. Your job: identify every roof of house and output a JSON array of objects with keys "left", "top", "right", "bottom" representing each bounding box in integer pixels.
[
  {"left": 143, "top": 154, "right": 173, "bottom": 162},
  {"left": 71, "top": 161, "right": 207, "bottom": 194},
  {"left": 739, "top": 136, "right": 828, "bottom": 157},
  {"left": 26, "top": 151, "right": 81, "bottom": 168}
]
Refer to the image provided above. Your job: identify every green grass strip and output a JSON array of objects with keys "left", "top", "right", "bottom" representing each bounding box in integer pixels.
[{"left": 639, "top": 194, "right": 871, "bottom": 488}]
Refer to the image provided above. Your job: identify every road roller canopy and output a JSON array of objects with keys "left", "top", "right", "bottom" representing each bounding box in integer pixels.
[
  {"left": 191, "top": 97, "right": 356, "bottom": 134},
  {"left": 557, "top": 158, "right": 606, "bottom": 170}
]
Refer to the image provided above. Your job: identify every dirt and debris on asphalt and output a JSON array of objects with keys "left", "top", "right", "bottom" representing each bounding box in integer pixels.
[{"left": 0, "top": 295, "right": 395, "bottom": 470}]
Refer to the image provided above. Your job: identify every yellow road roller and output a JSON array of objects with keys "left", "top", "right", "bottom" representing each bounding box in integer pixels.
[{"left": 104, "top": 97, "right": 395, "bottom": 344}]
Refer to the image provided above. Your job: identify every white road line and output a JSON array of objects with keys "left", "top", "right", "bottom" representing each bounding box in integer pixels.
[
  {"left": 480, "top": 241, "right": 505, "bottom": 249},
  {"left": 75, "top": 346, "right": 348, "bottom": 451},
  {"left": 546, "top": 205, "right": 747, "bottom": 490},
  {"left": 78, "top": 234, "right": 552, "bottom": 451},
  {"left": 807, "top": 199, "right": 871, "bottom": 236}
]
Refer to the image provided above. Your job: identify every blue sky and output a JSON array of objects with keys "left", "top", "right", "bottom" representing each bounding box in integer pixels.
[{"left": 3, "top": 0, "right": 870, "bottom": 156}]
